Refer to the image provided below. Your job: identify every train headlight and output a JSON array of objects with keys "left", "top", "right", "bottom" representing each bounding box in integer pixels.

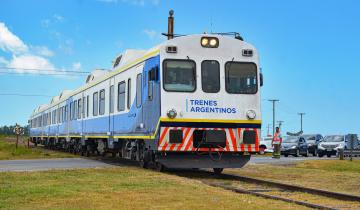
[
  {"left": 201, "top": 38, "right": 209, "bottom": 46},
  {"left": 201, "top": 37, "right": 219, "bottom": 48},
  {"left": 167, "top": 108, "right": 177, "bottom": 119},
  {"left": 209, "top": 38, "right": 218, "bottom": 47},
  {"left": 246, "top": 110, "right": 256, "bottom": 120}
]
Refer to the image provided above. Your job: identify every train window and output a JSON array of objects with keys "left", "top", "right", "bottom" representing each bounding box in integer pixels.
[
  {"left": 86, "top": 95, "right": 89, "bottom": 117},
  {"left": 127, "top": 78, "right": 131, "bottom": 109},
  {"left": 118, "top": 81, "right": 126, "bottom": 111},
  {"left": 99, "top": 89, "right": 105, "bottom": 115},
  {"left": 74, "top": 101, "right": 78, "bottom": 120},
  {"left": 57, "top": 108, "right": 60, "bottom": 123},
  {"left": 93, "top": 92, "right": 98, "bottom": 116},
  {"left": 136, "top": 73, "right": 142, "bottom": 108},
  {"left": 82, "top": 97, "right": 86, "bottom": 118},
  {"left": 109, "top": 85, "right": 114, "bottom": 113},
  {"left": 65, "top": 105, "right": 68, "bottom": 121},
  {"left": 163, "top": 59, "right": 196, "bottom": 92},
  {"left": 78, "top": 99, "right": 82, "bottom": 119},
  {"left": 225, "top": 62, "right": 258, "bottom": 94},
  {"left": 201, "top": 60, "right": 220, "bottom": 93}
]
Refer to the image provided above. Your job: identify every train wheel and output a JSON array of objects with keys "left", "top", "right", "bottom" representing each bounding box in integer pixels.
[
  {"left": 213, "top": 168, "right": 223, "bottom": 175},
  {"left": 155, "top": 162, "right": 165, "bottom": 172}
]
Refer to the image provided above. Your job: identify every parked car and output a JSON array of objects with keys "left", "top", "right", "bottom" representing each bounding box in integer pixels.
[
  {"left": 259, "top": 136, "right": 273, "bottom": 154},
  {"left": 317, "top": 135, "right": 359, "bottom": 157},
  {"left": 301, "top": 134, "right": 323, "bottom": 156},
  {"left": 281, "top": 136, "right": 308, "bottom": 157}
]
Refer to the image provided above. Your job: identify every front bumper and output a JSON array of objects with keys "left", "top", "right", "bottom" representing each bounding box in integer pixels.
[
  {"left": 156, "top": 152, "right": 251, "bottom": 168},
  {"left": 318, "top": 148, "right": 337, "bottom": 155},
  {"left": 281, "top": 148, "right": 297, "bottom": 155}
]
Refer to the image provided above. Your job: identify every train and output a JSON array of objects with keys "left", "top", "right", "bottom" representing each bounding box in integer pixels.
[{"left": 29, "top": 11, "right": 262, "bottom": 174}]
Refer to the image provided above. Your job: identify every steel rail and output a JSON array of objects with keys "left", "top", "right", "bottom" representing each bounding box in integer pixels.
[{"left": 203, "top": 181, "right": 337, "bottom": 210}]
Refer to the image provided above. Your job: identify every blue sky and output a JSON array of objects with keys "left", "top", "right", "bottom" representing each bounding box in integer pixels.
[{"left": 0, "top": 0, "right": 359, "bottom": 136}]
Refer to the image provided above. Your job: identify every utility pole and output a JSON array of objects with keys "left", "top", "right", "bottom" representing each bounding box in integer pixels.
[
  {"left": 268, "top": 99, "right": 279, "bottom": 137},
  {"left": 266, "top": 124, "right": 271, "bottom": 136},
  {"left": 277, "top": 120, "right": 284, "bottom": 130},
  {"left": 298, "top": 113, "right": 305, "bottom": 132}
]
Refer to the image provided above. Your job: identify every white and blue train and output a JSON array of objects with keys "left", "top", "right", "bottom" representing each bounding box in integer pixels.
[{"left": 29, "top": 12, "right": 262, "bottom": 173}]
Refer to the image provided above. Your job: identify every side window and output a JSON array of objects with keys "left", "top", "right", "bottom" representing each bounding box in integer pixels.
[
  {"left": 86, "top": 95, "right": 89, "bottom": 117},
  {"left": 110, "top": 85, "right": 114, "bottom": 113},
  {"left": 64, "top": 105, "right": 68, "bottom": 121},
  {"left": 118, "top": 81, "right": 126, "bottom": 111},
  {"left": 136, "top": 73, "right": 142, "bottom": 108},
  {"left": 127, "top": 78, "right": 131, "bottom": 109},
  {"left": 99, "top": 89, "right": 105, "bottom": 115},
  {"left": 78, "top": 99, "right": 82, "bottom": 119},
  {"left": 82, "top": 97, "right": 86, "bottom": 118},
  {"left": 93, "top": 92, "right": 98, "bottom": 116},
  {"left": 201, "top": 60, "right": 220, "bottom": 93},
  {"left": 74, "top": 101, "right": 78, "bottom": 120}
]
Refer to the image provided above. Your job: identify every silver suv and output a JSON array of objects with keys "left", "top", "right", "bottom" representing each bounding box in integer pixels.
[{"left": 318, "top": 135, "right": 359, "bottom": 157}]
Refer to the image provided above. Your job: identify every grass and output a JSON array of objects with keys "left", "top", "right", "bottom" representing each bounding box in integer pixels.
[
  {"left": 0, "top": 135, "right": 74, "bottom": 160},
  {"left": 228, "top": 159, "right": 360, "bottom": 196},
  {"left": 0, "top": 167, "right": 310, "bottom": 210}
]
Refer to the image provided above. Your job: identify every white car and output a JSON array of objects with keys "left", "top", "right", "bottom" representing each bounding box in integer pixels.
[{"left": 259, "top": 137, "right": 273, "bottom": 154}]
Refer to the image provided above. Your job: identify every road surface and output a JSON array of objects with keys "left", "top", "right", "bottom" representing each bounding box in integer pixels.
[{"left": 0, "top": 156, "right": 336, "bottom": 172}]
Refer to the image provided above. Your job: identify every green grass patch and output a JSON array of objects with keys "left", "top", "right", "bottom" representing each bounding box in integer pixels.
[
  {"left": 297, "top": 159, "right": 360, "bottom": 173},
  {"left": 0, "top": 167, "right": 308, "bottom": 210},
  {"left": 0, "top": 136, "right": 74, "bottom": 160}
]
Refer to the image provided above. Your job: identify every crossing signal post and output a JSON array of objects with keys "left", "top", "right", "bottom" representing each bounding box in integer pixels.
[{"left": 13, "top": 124, "right": 24, "bottom": 149}]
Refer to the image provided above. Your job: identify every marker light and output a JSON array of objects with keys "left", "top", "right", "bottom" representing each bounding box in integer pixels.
[
  {"left": 246, "top": 110, "right": 256, "bottom": 120},
  {"left": 201, "top": 37, "right": 219, "bottom": 48},
  {"left": 167, "top": 108, "right": 177, "bottom": 119}
]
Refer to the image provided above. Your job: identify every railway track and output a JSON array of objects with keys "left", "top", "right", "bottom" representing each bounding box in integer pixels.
[{"left": 172, "top": 170, "right": 360, "bottom": 210}]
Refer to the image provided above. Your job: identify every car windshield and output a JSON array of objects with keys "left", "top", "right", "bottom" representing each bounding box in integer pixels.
[
  {"left": 323, "top": 135, "right": 343, "bottom": 142},
  {"left": 302, "top": 135, "right": 316, "bottom": 142},
  {"left": 283, "top": 137, "right": 298, "bottom": 143}
]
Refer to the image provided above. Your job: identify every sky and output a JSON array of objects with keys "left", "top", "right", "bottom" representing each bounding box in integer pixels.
[{"left": 0, "top": 0, "right": 359, "bottom": 137}]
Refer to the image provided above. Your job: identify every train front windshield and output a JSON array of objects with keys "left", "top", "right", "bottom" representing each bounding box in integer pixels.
[{"left": 163, "top": 60, "right": 196, "bottom": 92}]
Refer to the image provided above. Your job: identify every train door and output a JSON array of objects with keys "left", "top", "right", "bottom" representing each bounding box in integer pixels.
[
  {"left": 109, "top": 77, "right": 115, "bottom": 135},
  {"left": 142, "top": 56, "right": 161, "bottom": 135}
]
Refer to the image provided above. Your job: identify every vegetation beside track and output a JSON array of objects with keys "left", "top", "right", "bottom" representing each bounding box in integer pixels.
[
  {"left": 229, "top": 160, "right": 360, "bottom": 196},
  {"left": 0, "top": 167, "right": 311, "bottom": 210},
  {"left": 0, "top": 135, "right": 74, "bottom": 160}
]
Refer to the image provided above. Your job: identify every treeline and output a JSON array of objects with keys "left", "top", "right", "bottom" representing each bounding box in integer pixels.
[{"left": 0, "top": 125, "right": 29, "bottom": 135}]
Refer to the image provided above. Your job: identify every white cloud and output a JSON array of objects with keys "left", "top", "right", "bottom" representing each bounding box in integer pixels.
[
  {"left": 0, "top": 56, "right": 8, "bottom": 65},
  {"left": 72, "top": 62, "right": 81, "bottom": 71},
  {"left": 0, "top": 22, "right": 28, "bottom": 54},
  {"left": 58, "top": 39, "right": 74, "bottom": 55},
  {"left": 53, "top": 14, "right": 65, "bottom": 22},
  {"left": 143, "top": 29, "right": 157, "bottom": 39},
  {"left": 31, "top": 46, "right": 54, "bottom": 57},
  {"left": 7, "top": 54, "right": 55, "bottom": 74}
]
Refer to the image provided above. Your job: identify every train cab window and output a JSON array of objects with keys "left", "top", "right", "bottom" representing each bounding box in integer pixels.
[
  {"left": 225, "top": 62, "right": 258, "bottom": 94},
  {"left": 78, "top": 99, "right": 82, "bottom": 119},
  {"left": 118, "top": 81, "right": 126, "bottom": 111},
  {"left": 93, "top": 92, "right": 98, "bottom": 116},
  {"left": 109, "top": 85, "right": 114, "bottom": 113},
  {"left": 127, "top": 79, "right": 131, "bottom": 109},
  {"left": 201, "top": 60, "right": 220, "bottom": 93},
  {"left": 99, "top": 89, "right": 105, "bottom": 115},
  {"left": 136, "top": 73, "right": 142, "bottom": 108},
  {"left": 163, "top": 60, "right": 196, "bottom": 92}
]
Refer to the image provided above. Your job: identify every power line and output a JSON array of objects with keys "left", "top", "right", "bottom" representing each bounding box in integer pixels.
[
  {"left": 0, "top": 72, "right": 84, "bottom": 76},
  {"left": 0, "top": 67, "right": 90, "bottom": 73}
]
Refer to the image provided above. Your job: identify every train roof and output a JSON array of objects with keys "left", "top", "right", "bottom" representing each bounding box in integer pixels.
[{"left": 30, "top": 34, "right": 255, "bottom": 118}]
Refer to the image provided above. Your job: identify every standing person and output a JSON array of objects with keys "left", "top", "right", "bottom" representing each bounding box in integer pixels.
[{"left": 272, "top": 127, "right": 282, "bottom": 158}]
